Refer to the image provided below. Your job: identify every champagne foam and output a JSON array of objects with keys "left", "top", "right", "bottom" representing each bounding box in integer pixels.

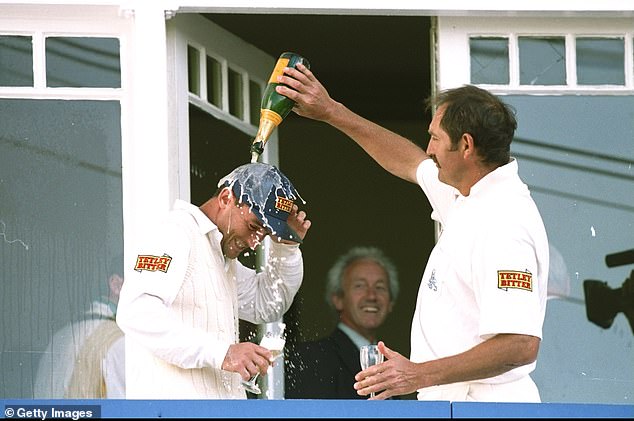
[{"left": 261, "top": 336, "right": 285, "bottom": 351}]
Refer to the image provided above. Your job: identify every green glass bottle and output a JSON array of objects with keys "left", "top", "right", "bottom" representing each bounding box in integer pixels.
[{"left": 250, "top": 52, "right": 311, "bottom": 163}]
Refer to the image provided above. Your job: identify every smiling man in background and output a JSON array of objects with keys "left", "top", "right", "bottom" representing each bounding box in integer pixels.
[{"left": 285, "top": 246, "right": 399, "bottom": 399}]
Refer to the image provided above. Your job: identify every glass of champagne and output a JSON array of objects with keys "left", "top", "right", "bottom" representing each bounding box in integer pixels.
[
  {"left": 241, "top": 324, "right": 286, "bottom": 395},
  {"left": 359, "top": 344, "right": 384, "bottom": 398}
]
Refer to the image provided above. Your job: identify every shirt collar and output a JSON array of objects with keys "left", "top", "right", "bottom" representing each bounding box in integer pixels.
[
  {"left": 173, "top": 199, "right": 218, "bottom": 236},
  {"left": 86, "top": 299, "right": 116, "bottom": 319},
  {"left": 338, "top": 322, "right": 372, "bottom": 349},
  {"left": 466, "top": 157, "right": 518, "bottom": 197}
]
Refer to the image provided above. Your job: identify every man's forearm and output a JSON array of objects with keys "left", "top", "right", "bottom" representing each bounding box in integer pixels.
[
  {"left": 325, "top": 101, "right": 427, "bottom": 183},
  {"left": 419, "top": 333, "right": 540, "bottom": 388}
]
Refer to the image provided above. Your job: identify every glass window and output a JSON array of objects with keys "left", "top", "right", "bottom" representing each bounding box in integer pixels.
[
  {"left": 228, "top": 67, "right": 244, "bottom": 120},
  {"left": 187, "top": 45, "right": 201, "bottom": 96},
  {"left": 206, "top": 55, "right": 222, "bottom": 108},
  {"left": 470, "top": 37, "right": 509, "bottom": 85},
  {"left": 0, "top": 35, "right": 33, "bottom": 87},
  {"left": 46, "top": 37, "right": 121, "bottom": 88},
  {"left": 249, "top": 79, "right": 262, "bottom": 126},
  {"left": 577, "top": 37, "right": 625, "bottom": 85},
  {"left": 519, "top": 36, "right": 566, "bottom": 85},
  {"left": 0, "top": 98, "right": 123, "bottom": 398},
  {"left": 505, "top": 94, "right": 634, "bottom": 403}
]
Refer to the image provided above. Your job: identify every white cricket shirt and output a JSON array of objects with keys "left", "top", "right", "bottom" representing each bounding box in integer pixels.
[
  {"left": 411, "top": 158, "right": 549, "bottom": 401},
  {"left": 117, "top": 200, "right": 303, "bottom": 399}
]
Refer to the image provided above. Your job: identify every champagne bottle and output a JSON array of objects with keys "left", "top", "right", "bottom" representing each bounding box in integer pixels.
[{"left": 250, "top": 52, "right": 310, "bottom": 163}]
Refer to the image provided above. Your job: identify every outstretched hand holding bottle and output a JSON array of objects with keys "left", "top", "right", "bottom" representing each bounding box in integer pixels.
[{"left": 274, "top": 62, "right": 339, "bottom": 123}]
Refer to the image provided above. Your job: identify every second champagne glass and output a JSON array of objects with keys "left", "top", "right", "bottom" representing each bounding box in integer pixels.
[{"left": 359, "top": 344, "right": 384, "bottom": 398}]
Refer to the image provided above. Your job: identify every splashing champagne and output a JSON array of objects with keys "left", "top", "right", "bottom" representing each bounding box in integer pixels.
[{"left": 250, "top": 52, "right": 310, "bottom": 163}]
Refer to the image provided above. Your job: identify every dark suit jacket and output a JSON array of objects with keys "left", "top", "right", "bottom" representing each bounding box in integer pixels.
[{"left": 284, "top": 327, "right": 364, "bottom": 399}]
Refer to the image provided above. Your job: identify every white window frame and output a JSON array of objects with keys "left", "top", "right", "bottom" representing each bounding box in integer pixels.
[
  {"left": 436, "top": 16, "right": 634, "bottom": 95},
  {"left": 166, "top": 13, "right": 278, "bottom": 203},
  {"left": 0, "top": 5, "right": 130, "bottom": 100}
]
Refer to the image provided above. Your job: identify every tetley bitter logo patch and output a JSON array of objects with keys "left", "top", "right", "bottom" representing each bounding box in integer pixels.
[
  {"left": 497, "top": 270, "right": 533, "bottom": 292},
  {"left": 275, "top": 196, "right": 293, "bottom": 213},
  {"left": 135, "top": 254, "right": 172, "bottom": 273}
]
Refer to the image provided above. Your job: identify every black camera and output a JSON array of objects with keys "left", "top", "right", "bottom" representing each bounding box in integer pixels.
[{"left": 583, "top": 249, "right": 634, "bottom": 335}]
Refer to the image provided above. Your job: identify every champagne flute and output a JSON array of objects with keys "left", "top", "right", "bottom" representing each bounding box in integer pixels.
[
  {"left": 241, "top": 324, "right": 286, "bottom": 395},
  {"left": 359, "top": 344, "right": 384, "bottom": 398}
]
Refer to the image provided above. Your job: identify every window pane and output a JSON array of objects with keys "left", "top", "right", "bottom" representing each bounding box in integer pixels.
[
  {"left": 46, "top": 37, "right": 120, "bottom": 88},
  {"left": 0, "top": 35, "right": 33, "bottom": 87},
  {"left": 470, "top": 37, "right": 509, "bottom": 84},
  {"left": 0, "top": 99, "right": 123, "bottom": 398},
  {"left": 519, "top": 37, "right": 566, "bottom": 85},
  {"left": 228, "top": 67, "right": 244, "bottom": 120},
  {"left": 506, "top": 94, "right": 634, "bottom": 403},
  {"left": 187, "top": 45, "right": 201, "bottom": 96},
  {"left": 577, "top": 37, "right": 624, "bottom": 85},
  {"left": 206, "top": 55, "right": 222, "bottom": 108},
  {"left": 249, "top": 80, "right": 261, "bottom": 126}
]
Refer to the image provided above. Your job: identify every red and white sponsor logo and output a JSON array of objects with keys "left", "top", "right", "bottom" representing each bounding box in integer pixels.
[
  {"left": 497, "top": 270, "right": 533, "bottom": 292},
  {"left": 134, "top": 254, "right": 172, "bottom": 273},
  {"left": 275, "top": 196, "right": 293, "bottom": 213}
]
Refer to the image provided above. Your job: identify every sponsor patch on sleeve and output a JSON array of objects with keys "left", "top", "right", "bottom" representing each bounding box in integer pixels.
[
  {"left": 134, "top": 254, "right": 172, "bottom": 273},
  {"left": 497, "top": 270, "right": 533, "bottom": 292}
]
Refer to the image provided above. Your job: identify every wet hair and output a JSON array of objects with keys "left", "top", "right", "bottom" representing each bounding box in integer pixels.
[
  {"left": 425, "top": 84, "right": 517, "bottom": 167},
  {"left": 325, "top": 246, "right": 399, "bottom": 312}
]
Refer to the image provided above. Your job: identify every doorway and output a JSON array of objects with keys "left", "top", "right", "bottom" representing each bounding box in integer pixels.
[{"left": 202, "top": 13, "right": 435, "bottom": 370}]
